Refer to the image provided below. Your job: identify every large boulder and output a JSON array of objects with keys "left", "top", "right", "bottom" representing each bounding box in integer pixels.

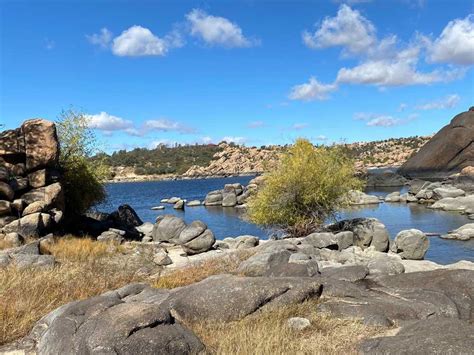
[
  {"left": 22, "top": 119, "right": 59, "bottom": 171},
  {"left": 165, "top": 274, "right": 323, "bottom": 322},
  {"left": 221, "top": 191, "right": 237, "bottom": 207},
  {"left": 346, "top": 190, "right": 380, "bottom": 205},
  {"left": 361, "top": 318, "right": 474, "bottom": 354},
  {"left": 215, "top": 235, "right": 259, "bottom": 250},
  {"left": 21, "top": 182, "right": 64, "bottom": 210},
  {"left": 152, "top": 215, "right": 186, "bottom": 244},
  {"left": 109, "top": 204, "right": 143, "bottom": 239},
  {"left": 430, "top": 195, "right": 474, "bottom": 214},
  {"left": 12, "top": 284, "right": 204, "bottom": 355},
  {"left": 179, "top": 221, "right": 215, "bottom": 255},
  {"left": 327, "top": 218, "right": 389, "bottom": 252},
  {"left": 203, "top": 190, "right": 223, "bottom": 206},
  {"left": 390, "top": 229, "right": 429, "bottom": 260},
  {"left": 441, "top": 223, "right": 474, "bottom": 241},
  {"left": 2, "top": 212, "right": 47, "bottom": 238},
  {"left": 399, "top": 108, "right": 474, "bottom": 179},
  {"left": 238, "top": 250, "right": 319, "bottom": 277}
]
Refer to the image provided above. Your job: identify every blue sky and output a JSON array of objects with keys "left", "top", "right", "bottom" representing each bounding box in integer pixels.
[{"left": 1, "top": 0, "right": 473, "bottom": 152}]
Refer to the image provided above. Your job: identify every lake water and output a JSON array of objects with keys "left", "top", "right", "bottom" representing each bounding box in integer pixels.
[{"left": 100, "top": 177, "right": 474, "bottom": 265}]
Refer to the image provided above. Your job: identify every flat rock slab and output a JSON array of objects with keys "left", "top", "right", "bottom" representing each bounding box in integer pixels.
[
  {"left": 361, "top": 318, "right": 474, "bottom": 354},
  {"left": 319, "top": 269, "right": 474, "bottom": 326},
  {"left": 165, "top": 274, "right": 323, "bottom": 323}
]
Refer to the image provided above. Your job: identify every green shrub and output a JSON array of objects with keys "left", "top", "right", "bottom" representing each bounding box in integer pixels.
[
  {"left": 56, "top": 109, "right": 108, "bottom": 216},
  {"left": 248, "top": 139, "right": 362, "bottom": 236}
]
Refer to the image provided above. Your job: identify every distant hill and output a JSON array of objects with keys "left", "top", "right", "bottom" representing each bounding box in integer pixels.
[{"left": 97, "top": 136, "right": 431, "bottom": 181}]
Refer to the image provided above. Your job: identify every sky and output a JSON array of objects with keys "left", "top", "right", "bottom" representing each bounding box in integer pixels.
[{"left": 0, "top": 0, "right": 473, "bottom": 152}]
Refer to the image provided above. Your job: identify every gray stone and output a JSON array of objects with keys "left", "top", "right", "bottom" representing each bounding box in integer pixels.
[
  {"left": 22, "top": 119, "right": 59, "bottom": 171},
  {"left": 181, "top": 228, "right": 215, "bottom": 255},
  {"left": 3, "top": 232, "right": 23, "bottom": 247},
  {"left": 152, "top": 215, "right": 186, "bottom": 244},
  {"left": 384, "top": 191, "right": 401, "bottom": 202},
  {"left": 367, "top": 258, "right": 405, "bottom": 276},
  {"left": 2, "top": 212, "right": 45, "bottom": 238},
  {"left": 22, "top": 201, "right": 48, "bottom": 216},
  {"left": 151, "top": 205, "right": 165, "bottom": 210},
  {"left": 360, "top": 318, "right": 474, "bottom": 355},
  {"left": 320, "top": 265, "right": 369, "bottom": 282},
  {"left": 347, "top": 190, "right": 380, "bottom": 205},
  {"left": 302, "top": 232, "right": 338, "bottom": 249},
  {"left": 222, "top": 191, "right": 237, "bottom": 207},
  {"left": 186, "top": 200, "right": 201, "bottom": 207},
  {"left": 179, "top": 221, "right": 207, "bottom": 244},
  {"left": 11, "top": 254, "right": 56, "bottom": 269},
  {"left": 97, "top": 229, "right": 125, "bottom": 244},
  {"left": 136, "top": 222, "right": 154, "bottom": 239},
  {"left": 335, "top": 231, "right": 354, "bottom": 250},
  {"left": 391, "top": 229, "right": 429, "bottom": 260},
  {"left": 153, "top": 250, "right": 173, "bottom": 266},
  {"left": 441, "top": 223, "right": 474, "bottom": 241},
  {"left": 173, "top": 200, "right": 185, "bottom": 210},
  {"left": 287, "top": 317, "right": 311, "bottom": 331},
  {"left": 430, "top": 195, "right": 474, "bottom": 213},
  {"left": 17, "top": 284, "right": 204, "bottom": 354},
  {"left": 433, "top": 186, "right": 465, "bottom": 199},
  {"left": 218, "top": 235, "right": 260, "bottom": 250},
  {"left": 204, "top": 190, "right": 223, "bottom": 206},
  {"left": 167, "top": 197, "right": 181, "bottom": 204},
  {"left": 21, "top": 182, "right": 64, "bottom": 210},
  {"left": 238, "top": 250, "right": 319, "bottom": 277},
  {"left": 165, "top": 274, "right": 323, "bottom": 322}
]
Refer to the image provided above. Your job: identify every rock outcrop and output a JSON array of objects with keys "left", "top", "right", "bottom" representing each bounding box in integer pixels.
[
  {"left": 0, "top": 120, "right": 64, "bottom": 240},
  {"left": 399, "top": 108, "right": 474, "bottom": 179}
]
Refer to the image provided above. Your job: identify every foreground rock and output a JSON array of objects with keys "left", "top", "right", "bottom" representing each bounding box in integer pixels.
[
  {"left": 9, "top": 275, "right": 323, "bottom": 353},
  {"left": 399, "top": 108, "right": 474, "bottom": 179},
  {"left": 0, "top": 239, "right": 56, "bottom": 269},
  {"left": 390, "top": 229, "right": 429, "bottom": 260}
]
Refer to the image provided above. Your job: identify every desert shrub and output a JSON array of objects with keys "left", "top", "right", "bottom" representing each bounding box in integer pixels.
[
  {"left": 248, "top": 138, "right": 362, "bottom": 236},
  {"left": 56, "top": 109, "right": 109, "bottom": 216}
]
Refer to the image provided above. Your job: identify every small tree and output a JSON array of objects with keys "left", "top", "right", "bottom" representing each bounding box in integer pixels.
[
  {"left": 248, "top": 138, "right": 362, "bottom": 237},
  {"left": 56, "top": 109, "right": 108, "bottom": 217}
]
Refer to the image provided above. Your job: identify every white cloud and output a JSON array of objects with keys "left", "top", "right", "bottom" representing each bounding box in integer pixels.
[
  {"left": 186, "top": 9, "right": 258, "bottom": 47},
  {"left": 248, "top": 121, "right": 265, "bottom": 128},
  {"left": 88, "top": 25, "right": 183, "bottom": 57},
  {"left": 316, "top": 135, "right": 328, "bottom": 141},
  {"left": 143, "top": 119, "right": 195, "bottom": 134},
  {"left": 355, "top": 112, "right": 418, "bottom": 127},
  {"left": 415, "top": 94, "right": 461, "bottom": 110},
  {"left": 398, "top": 103, "right": 408, "bottom": 111},
  {"left": 86, "top": 112, "right": 134, "bottom": 133},
  {"left": 292, "top": 123, "right": 309, "bottom": 130},
  {"left": 112, "top": 26, "right": 168, "bottom": 56},
  {"left": 289, "top": 77, "right": 337, "bottom": 101},
  {"left": 332, "top": 0, "right": 372, "bottom": 3},
  {"left": 86, "top": 28, "right": 113, "bottom": 48},
  {"left": 302, "top": 4, "right": 376, "bottom": 56},
  {"left": 426, "top": 15, "right": 474, "bottom": 66},
  {"left": 222, "top": 136, "right": 246, "bottom": 144},
  {"left": 149, "top": 140, "right": 173, "bottom": 149}
]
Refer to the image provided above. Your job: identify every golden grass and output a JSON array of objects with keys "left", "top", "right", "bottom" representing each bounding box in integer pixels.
[
  {"left": 152, "top": 250, "right": 254, "bottom": 289},
  {"left": 0, "top": 260, "right": 147, "bottom": 345},
  {"left": 0, "top": 239, "right": 15, "bottom": 251},
  {"left": 192, "top": 300, "right": 383, "bottom": 355},
  {"left": 43, "top": 235, "right": 123, "bottom": 262}
]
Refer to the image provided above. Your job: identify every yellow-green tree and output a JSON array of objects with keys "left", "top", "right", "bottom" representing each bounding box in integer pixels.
[
  {"left": 56, "top": 109, "right": 109, "bottom": 216},
  {"left": 248, "top": 138, "right": 362, "bottom": 236}
]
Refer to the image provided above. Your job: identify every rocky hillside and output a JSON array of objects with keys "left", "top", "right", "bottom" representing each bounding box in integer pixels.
[{"left": 400, "top": 108, "right": 474, "bottom": 179}]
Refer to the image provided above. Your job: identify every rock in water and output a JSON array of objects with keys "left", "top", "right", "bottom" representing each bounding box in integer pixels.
[{"left": 399, "top": 108, "right": 474, "bottom": 179}]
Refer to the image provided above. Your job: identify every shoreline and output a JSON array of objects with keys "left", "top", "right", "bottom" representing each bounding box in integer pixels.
[{"left": 106, "top": 172, "right": 259, "bottom": 183}]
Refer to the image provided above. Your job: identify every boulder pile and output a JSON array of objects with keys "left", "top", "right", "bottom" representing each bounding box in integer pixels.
[
  {"left": 203, "top": 175, "right": 265, "bottom": 208},
  {"left": 0, "top": 119, "right": 64, "bottom": 241}
]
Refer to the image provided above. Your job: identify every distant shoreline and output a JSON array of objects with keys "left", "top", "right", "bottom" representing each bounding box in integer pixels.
[{"left": 106, "top": 172, "right": 259, "bottom": 184}]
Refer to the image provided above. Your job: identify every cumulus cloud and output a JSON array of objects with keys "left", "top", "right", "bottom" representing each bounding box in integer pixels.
[
  {"left": 86, "top": 28, "right": 113, "bottom": 48},
  {"left": 143, "top": 119, "right": 195, "bottom": 134},
  {"left": 201, "top": 136, "right": 213, "bottom": 144},
  {"left": 87, "top": 25, "right": 183, "bottom": 57},
  {"left": 425, "top": 15, "right": 474, "bottom": 66},
  {"left": 248, "top": 121, "right": 265, "bottom": 128},
  {"left": 302, "top": 5, "right": 376, "bottom": 56},
  {"left": 222, "top": 136, "right": 246, "bottom": 144},
  {"left": 415, "top": 94, "right": 461, "bottom": 110},
  {"left": 86, "top": 112, "right": 134, "bottom": 134},
  {"left": 289, "top": 77, "right": 337, "bottom": 101},
  {"left": 186, "top": 9, "right": 258, "bottom": 47}
]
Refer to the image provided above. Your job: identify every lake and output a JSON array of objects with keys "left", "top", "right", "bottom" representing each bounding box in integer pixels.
[{"left": 100, "top": 176, "right": 474, "bottom": 265}]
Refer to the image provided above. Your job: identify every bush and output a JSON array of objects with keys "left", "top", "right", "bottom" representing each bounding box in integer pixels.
[
  {"left": 248, "top": 139, "right": 362, "bottom": 236},
  {"left": 56, "top": 109, "right": 108, "bottom": 216}
]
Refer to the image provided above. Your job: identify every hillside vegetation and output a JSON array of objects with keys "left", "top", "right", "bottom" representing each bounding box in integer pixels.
[{"left": 97, "top": 136, "right": 431, "bottom": 180}]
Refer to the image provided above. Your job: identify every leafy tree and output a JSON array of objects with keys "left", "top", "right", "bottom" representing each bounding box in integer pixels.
[
  {"left": 56, "top": 109, "right": 108, "bottom": 216},
  {"left": 248, "top": 138, "right": 362, "bottom": 237}
]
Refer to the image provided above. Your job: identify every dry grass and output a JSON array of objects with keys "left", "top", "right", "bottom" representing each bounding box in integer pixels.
[
  {"left": 192, "top": 300, "right": 383, "bottom": 354},
  {"left": 44, "top": 235, "right": 126, "bottom": 262},
  {"left": 0, "top": 239, "right": 15, "bottom": 251},
  {"left": 152, "top": 250, "right": 254, "bottom": 289},
  {"left": 1, "top": 238, "right": 379, "bottom": 352}
]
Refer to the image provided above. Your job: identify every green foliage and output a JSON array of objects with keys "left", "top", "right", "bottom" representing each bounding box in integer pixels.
[
  {"left": 248, "top": 139, "right": 362, "bottom": 236},
  {"left": 56, "top": 109, "right": 108, "bottom": 216},
  {"left": 98, "top": 144, "right": 223, "bottom": 175}
]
